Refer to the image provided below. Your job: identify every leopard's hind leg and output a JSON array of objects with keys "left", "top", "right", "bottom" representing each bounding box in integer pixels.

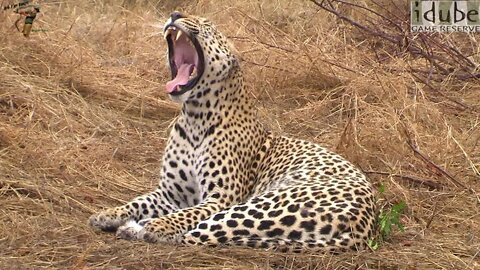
[{"left": 183, "top": 177, "right": 375, "bottom": 251}]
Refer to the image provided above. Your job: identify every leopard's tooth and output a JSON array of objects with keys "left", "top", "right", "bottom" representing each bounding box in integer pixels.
[
  {"left": 164, "top": 26, "right": 177, "bottom": 40},
  {"left": 189, "top": 66, "right": 197, "bottom": 79},
  {"left": 163, "top": 27, "right": 173, "bottom": 39},
  {"left": 176, "top": 30, "right": 183, "bottom": 41}
]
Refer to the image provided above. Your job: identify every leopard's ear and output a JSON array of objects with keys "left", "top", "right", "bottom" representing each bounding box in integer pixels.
[
  {"left": 227, "top": 39, "right": 242, "bottom": 64},
  {"left": 223, "top": 40, "right": 242, "bottom": 79},
  {"left": 227, "top": 55, "right": 241, "bottom": 78}
]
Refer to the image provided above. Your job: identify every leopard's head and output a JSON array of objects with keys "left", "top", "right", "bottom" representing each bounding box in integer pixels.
[{"left": 163, "top": 12, "right": 239, "bottom": 103}]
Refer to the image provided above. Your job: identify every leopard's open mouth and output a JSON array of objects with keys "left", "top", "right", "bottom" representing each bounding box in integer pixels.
[{"left": 164, "top": 24, "right": 205, "bottom": 96}]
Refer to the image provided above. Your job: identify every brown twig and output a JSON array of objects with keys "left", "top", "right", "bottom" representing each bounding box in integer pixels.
[
  {"left": 401, "top": 123, "right": 465, "bottom": 189},
  {"left": 411, "top": 73, "right": 472, "bottom": 111},
  {"left": 364, "top": 171, "right": 443, "bottom": 190},
  {"left": 400, "top": 121, "right": 480, "bottom": 203},
  {"left": 243, "top": 60, "right": 290, "bottom": 73},
  {"left": 425, "top": 201, "right": 440, "bottom": 229},
  {"left": 406, "top": 140, "right": 466, "bottom": 189}
]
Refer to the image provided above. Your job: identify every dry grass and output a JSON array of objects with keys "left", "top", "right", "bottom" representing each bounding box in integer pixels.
[{"left": 0, "top": 0, "right": 479, "bottom": 269}]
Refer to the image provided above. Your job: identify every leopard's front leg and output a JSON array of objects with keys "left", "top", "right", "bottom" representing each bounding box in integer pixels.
[
  {"left": 89, "top": 189, "right": 178, "bottom": 232},
  {"left": 89, "top": 128, "right": 200, "bottom": 232},
  {"left": 115, "top": 133, "right": 257, "bottom": 242},
  {"left": 116, "top": 195, "right": 224, "bottom": 243}
]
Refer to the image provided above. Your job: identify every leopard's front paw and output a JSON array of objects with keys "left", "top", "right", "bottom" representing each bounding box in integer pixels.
[
  {"left": 115, "top": 219, "right": 161, "bottom": 243},
  {"left": 116, "top": 219, "right": 150, "bottom": 241},
  {"left": 88, "top": 207, "right": 129, "bottom": 232}
]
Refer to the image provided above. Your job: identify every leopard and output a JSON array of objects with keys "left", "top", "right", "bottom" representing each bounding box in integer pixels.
[{"left": 89, "top": 11, "right": 376, "bottom": 252}]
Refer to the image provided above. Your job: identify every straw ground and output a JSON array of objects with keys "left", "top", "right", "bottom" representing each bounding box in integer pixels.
[{"left": 0, "top": 1, "right": 479, "bottom": 269}]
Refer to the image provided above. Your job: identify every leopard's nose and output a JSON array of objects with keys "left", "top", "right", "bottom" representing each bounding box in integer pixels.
[{"left": 170, "top": 11, "right": 185, "bottom": 22}]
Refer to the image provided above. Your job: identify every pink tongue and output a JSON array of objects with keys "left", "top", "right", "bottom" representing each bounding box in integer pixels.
[{"left": 166, "top": 64, "right": 194, "bottom": 93}]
